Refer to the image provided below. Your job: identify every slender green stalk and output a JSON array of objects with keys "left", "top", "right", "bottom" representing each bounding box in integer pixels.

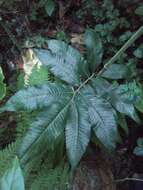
[
  {"left": 74, "top": 25, "right": 143, "bottom": 96},
  {"left": 73, "top": 72, "right": 95, "bottom": 98},
  {"left": 98, "top": 25, "right": 143, "bottom": 76}
]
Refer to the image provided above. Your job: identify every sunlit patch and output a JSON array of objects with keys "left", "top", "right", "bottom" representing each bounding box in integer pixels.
[{"left": 22, "top": 49, "right": 42, "bottom": 86}]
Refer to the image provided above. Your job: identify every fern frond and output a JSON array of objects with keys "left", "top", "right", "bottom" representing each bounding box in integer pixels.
[
  {"left": 30, "top": 161, "right": 69, "bottom": 190},
  {"left": 0, "top": 141, "right": 18, "bottom": 177}
]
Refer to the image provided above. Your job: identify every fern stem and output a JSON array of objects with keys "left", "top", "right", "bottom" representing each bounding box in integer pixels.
[{"left": 73, "top": 25, "right": 143, "bottom": 96}]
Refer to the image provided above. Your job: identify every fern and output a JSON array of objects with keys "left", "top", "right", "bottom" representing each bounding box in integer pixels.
[
  {"left": 0, "top": 142, "right": 18, "bottom": 177},
  {"left": 30, "top": 162, "right": 69, "bottom": 190},
  {"left": 18, "top": 49, "right": 49, "bottom": 88},
  {"left": 0, "top": 26, "right": 143, "bottom": 188},
  {"left": 0, "top": 60, "right": 70, "bottom": 189},
  {"left": 16, "top": 60, "right": 69, "bottom": 188}
]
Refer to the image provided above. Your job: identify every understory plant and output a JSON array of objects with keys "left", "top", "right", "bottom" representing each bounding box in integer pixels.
[{"left": 0, "top": 25, "right": 143, "bottom": 189}]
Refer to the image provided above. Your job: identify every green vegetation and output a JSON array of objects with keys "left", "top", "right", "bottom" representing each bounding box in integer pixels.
[{"left": 0, "top": 1, "right": 143, "bottom": 189}]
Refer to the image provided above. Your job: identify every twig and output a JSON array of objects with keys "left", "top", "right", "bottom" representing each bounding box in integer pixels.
[
  {"left": 0, "top": 10, "right": 21, "bottom": 14},
  {"left": 115, "top": 177, "right": 143, "bottom": 183}
]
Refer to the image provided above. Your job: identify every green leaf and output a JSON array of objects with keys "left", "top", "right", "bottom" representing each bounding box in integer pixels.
[
  {"left": 26, "top": 65, "right": 49, "bottom": 86},
  {"left": 135, "top": 5, "right": 143, "bottom": 16},
  {"left": 17, "top": 86, "right": 72, "bottom": 164},
  {"left": 90, "top": 97, "right": 118, "bottom": 150},
  {"left": 133, "top": 45, "right": 143, "bottom": 59},
  {"left": 33, "top": 40, "right": 89, "bottom": 86},
  {"left": 0, "top": 67, "right": 4, "bottom": 81},
  {"left": 91, "top": 78, "right": 140, "bottom": 122},
  {"left": 134, "top": 138, "right": 143, "bottom": 156},
  {"left": 136, "top": 101, "right": 143, "bottom": 113},
  {"left": 17, "top": 73, "right": 25, "bottom": 90},
  {"left": 101, "top": 64, "right": 129, "bottom": 79},
  {"left": 113, "top": 98, "right": 139, "bottom": 122},
  {"left": 45, "top": 0, "right": 55, "bottom": 16},
  {"left": 137, "top": 138, "right": 143, "bottom": 147},
  {"left": 17, "top": 65, "right": 49, "bottom": 89},
  {"left": 90, "top": 77, "right": 117, "bottom": 98},
  {"left": 80, "top": 86, "right": 119, "bottom": 150},
  {"left": 111, "top": 84, "right": 140, "bottom": 122},
  {"left": 0, "top": 81, "right": 6, "bottom": 100},
  {"left": 134, "top": 48, "right": 143, "bottom": 58},
  {"left": 0, "top": 157, "right": 25, "bottom": 190},
  {"left": 84, "top": 29, "right": 103, "bottom": 71},
  {"left": 1, "top": 83, "right": 72, "bottom": 112},
  {"left": 66, "top": 99, "right": 91, "bottom": 169},
  {"left": 135, "top": 85, "right": 143, "bottom": 113},
  {"left": 134, "top": 147, "right": 143, "bottom": 156}
]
